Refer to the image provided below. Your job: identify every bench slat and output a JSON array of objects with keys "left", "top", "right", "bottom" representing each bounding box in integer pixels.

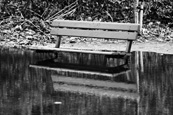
[
  {"left": 52, "top": 83, "right": 139, "bottom": 99},
  {"left": 52, "top": 20, "right": 140, "bottom": 31},
  {"left": 30, "top": 64, "right": 130, "bottom": 77},
  {"left": 51, "top": 75, "right": 137, "bottom": 91},
  {"left": 51, "top": 28, "right": 137, "bottom": 40},
  {"left": 30, "top": 47, "right": 131, "bottom": 56}
]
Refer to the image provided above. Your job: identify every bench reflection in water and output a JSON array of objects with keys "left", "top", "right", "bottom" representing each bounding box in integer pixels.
[
  {"left": 30, "top": 57, "right": 139, "bottom": 100},
  {"left": 29, "top": 52, "right": 140, "bottom": 115}
]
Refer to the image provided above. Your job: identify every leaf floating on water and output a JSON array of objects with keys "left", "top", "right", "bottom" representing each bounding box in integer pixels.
[{"left": 54, "top": 102, "right": 62, "bottom": 104}]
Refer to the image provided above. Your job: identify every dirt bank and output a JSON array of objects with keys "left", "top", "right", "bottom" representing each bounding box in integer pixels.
[
  {"left": 30, "top": 41, "right": 173, "bottom": 54},
  {"left": 1, "top": 39, "right": 173, "bottom": 54}
]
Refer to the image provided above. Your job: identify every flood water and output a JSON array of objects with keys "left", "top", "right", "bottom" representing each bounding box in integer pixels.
[{"left": 0, "top": 47, "right": 173, "bottom": 115}]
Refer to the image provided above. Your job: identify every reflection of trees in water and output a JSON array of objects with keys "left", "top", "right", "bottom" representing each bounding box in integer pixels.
[
  {"left": 0, "top": 48, "right": 138, "bottom": 115},
  {"left": 53, "top": 91, "right": 137, "bottom": 115},
  {"left": 0, "top": 48, "right": 53, "bottom": 115},
  {"left": 139, "top": 52, "right": 173, "bottom": 115},
  {"left": 2, "top": 48, "right": 173, "bottom": 115}
]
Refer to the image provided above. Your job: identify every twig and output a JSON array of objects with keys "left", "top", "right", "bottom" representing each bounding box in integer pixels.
[
  {"left": 60, "top": 9, "right": 76, "bottom": 17},
  {"left": 105, "top": 11, "right": 113, "bottom": 22},
  {"left": 44, "top": 3, "right": 60, "bottom": 20},
  {"left": 41, "top": 7, "right": 49, "bottom": 18},
  {"left": 51, "top": 9, "right": 76, "bottom": 21},
  {"left": 50, "top": 6, "right": 77, "bottom": 21},
  {"left": 24, "top": 8, "right": 43, "bottom": 19},
  {"left": 0, "top": 20, "right": 3, "bottom": 25},
  {"left": 49, "top": 1, "right": 77, "bottom": 19},
  {"left": 25, "top": 19, "right": 49, "bottom": 38},
  {"left": 46, "top": 0, "right": 78, "bottom": 21},
  {"left": 61, "top": 4, "right": 77, "bottom": 15},
  {"left": 41, "top": 3, "right": 57, "bottom": 19}
]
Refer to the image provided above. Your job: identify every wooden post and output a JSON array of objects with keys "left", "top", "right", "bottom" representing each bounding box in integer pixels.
[
  {"left": 140, "top": 51, "right": 144, "bottom": 72},
  {"left": 39, "top": 73, "right": 43, "bottom": 115},
  {"left": 134, "top": 0, "right": 139, "bottom": 24},
  {"left": 139, "top": 2, "right": 144, "bottom": 32},
  {"left": 136, "top": 51, "right": 140, "bottom": 115},
  {"left": 136, "top": 51, "right": 139, "bottom": 93}
]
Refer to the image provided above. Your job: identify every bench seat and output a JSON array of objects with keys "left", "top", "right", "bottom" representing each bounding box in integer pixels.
[{"left": 30, "top": 47, "right": 131, "bottom": 56}]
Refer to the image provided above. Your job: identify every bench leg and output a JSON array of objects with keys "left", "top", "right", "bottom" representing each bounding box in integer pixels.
[
  {"left": 126, "top": 40, "right": 133, "bottom": 53},
  {"left": 55, "top": 35, "right": 62, "bottom": 48},
  {"left": 54, "top": 36, "right": 62, "bottom": 62},
  {"left": 124, "top": 55, "right": 130, "bottom": 65},
  {"left": 124, "top": 40, "right": 133, "bottom": 64}
]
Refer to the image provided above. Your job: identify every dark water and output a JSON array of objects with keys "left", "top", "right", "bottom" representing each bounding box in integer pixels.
[{"left": 0, "top": 47, "right": 173, "bottom": 115}]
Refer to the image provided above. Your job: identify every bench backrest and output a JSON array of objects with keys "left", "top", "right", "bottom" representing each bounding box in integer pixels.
[{"left": 51, "top": 20, "right": 140, "bottom": 40}]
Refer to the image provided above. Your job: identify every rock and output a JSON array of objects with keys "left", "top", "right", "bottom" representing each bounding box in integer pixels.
[
  {"left": 170, "top": 32, "right": 173, "bottom": 38},
  {"left": 26, "top": 36, "right": 33, "bottom": 40},
  {"left": 157, "top": 38, "right": 164, "bottom": 42},
  {"left": 165, "top": 36, "right": 171, "bottom": 41},
  {"left": 19, "top": 40, "right": 30, "bottom": 45},
  {"left": 69, "top": 37, "right": 77, "bottom": 43},
  {"left": 25, "top": 30, "right": 36, "bottom": 35},
  {"left": 0, "top": 34, "right": 4, "bottom": 41},
  {"left": 2, "top": 30, "right": 11, "bottom": 34},
  {"left": 14, "top": 25, "right": 22, "bottom": 31},
  {"left": 8, "top": 41, "right": 15, "bottom": 45}
]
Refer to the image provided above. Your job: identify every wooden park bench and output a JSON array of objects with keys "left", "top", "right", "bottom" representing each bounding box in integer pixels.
[{"left": 31, "top": 20, "right": 140, "bottom": 64}]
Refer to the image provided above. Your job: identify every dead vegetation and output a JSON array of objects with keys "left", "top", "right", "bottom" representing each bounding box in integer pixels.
[{"left": 0, "top": 0, "right": 173, "bottom": 48}]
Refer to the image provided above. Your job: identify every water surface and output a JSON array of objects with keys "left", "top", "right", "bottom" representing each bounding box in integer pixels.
[{"left": 0, "top": 47, "right": 173, "bottom": 115}]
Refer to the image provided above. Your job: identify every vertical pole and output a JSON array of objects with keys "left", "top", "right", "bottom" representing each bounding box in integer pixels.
[
  {"left": 140, "top": 51, "right": 144, "bottom": 72},
  {"left": 134, "top": 0, "right": 139, "bottom": 24},
  {"left": 140, "top": 2, "right": 144, "bottom": 32},
  {"left": 136, "top": 51, "right": 140, "bottom": 115},
  {"left": 39, "top": 72, "right": 43, "bottom": 115},
  {"left": 135, "top": 2, "right": 141, "bottom": 115},
  {"left": 136, "top": 51, "right": 139, "bottom": 93}
]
